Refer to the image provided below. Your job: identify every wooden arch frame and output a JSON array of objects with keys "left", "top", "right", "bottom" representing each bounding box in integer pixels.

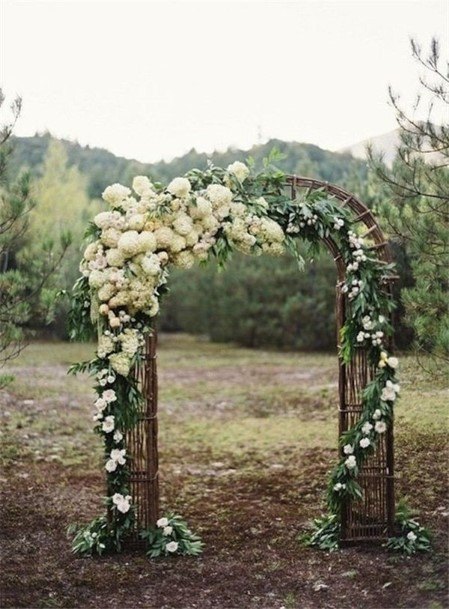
[{"left": 126, "top": 176, "right": 396, "bottom": 545}]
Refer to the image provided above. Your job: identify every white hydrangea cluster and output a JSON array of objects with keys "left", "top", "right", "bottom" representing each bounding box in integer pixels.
[{"left": 80, "top": 164, "right": 286, "bottom": 380}]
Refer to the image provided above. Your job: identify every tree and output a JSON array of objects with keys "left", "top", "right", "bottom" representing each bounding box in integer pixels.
[
  {"left": 369, "top": 38, "right": 449, "bottom": 371},
  {"left": 0, "top": 91, "right": 70, "bottom": 385}
]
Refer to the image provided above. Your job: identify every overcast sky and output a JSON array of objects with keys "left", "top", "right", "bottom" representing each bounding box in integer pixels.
[{"left": 1, "top": 0, "right": 447, "bottom": 162}]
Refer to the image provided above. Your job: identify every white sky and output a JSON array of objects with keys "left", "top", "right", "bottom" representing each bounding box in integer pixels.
[{"left": 1, "top": 0, "right": 447, "bottom": 163}]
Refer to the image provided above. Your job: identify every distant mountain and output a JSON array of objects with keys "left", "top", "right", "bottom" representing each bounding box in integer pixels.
[
  {"left": 339, "top": 129, "right": 401, "bottom": 165},
  {"left": 340, "top": 125, "right": 444, "bottom": 166},
  {"left": 10, "top": 133, "right": 368, "bottom": 199}
]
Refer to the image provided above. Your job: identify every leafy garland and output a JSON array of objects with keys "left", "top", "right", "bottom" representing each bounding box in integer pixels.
[{"left": 68, "top": 158, "right": 428, "bottom": 556}]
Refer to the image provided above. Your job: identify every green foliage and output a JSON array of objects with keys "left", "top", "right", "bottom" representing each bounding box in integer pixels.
[
  {"left": 0, "top": 91, "right": 70, "bottom": 382},
  {"left": 369, "top": 38, "right": 449, "bottom": 372},
  {"left": 386, "top": 499, "right": 431, "bottom": 555},
  {"left": 141, "top": 514, "right": 203, "bottom": 558},
  {"left": 302, "top": 514, "right": 340, "bottom": 551}
]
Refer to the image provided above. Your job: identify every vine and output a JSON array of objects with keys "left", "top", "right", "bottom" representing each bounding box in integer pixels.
[{"left": 68, "top": 159, "right": 427, "bottom": 556}]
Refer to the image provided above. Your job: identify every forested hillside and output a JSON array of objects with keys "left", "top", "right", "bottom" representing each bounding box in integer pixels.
[
  {"left": 10, "top": 133, "right": 367, "bottom": 198},
  {"left": 9, "top": 133, "right": 409, "bottom": 351}
]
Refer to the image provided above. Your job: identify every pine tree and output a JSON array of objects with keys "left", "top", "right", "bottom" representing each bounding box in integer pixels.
[
  {"left": 369, "top": 39, "right": 449, "bottom": 372},
  {"left": 0, "top": 91, "right": 70, "bottom": 385}
]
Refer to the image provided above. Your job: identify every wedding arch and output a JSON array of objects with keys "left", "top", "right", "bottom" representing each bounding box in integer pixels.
[{"left": 68, "top": 160, "right": 413, "bottom": 557}]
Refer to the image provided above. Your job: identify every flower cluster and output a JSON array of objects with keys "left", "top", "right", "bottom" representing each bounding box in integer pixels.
[{"left": 141, "top": 514, "right": 204, "bottom": 558}]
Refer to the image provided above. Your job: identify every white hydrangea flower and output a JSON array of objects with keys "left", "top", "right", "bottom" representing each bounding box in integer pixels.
[
  {"left": 102, "top": 184, "right": 131, "bottom": 207},
  {"left": 97, "top": 334, "right": 114, "bottom": 358},
  {"left": 173, "top": 213, "right": 194, "bottom": 236},
  {"left": 84, "top": 242, "right": 100, "bottom": 261},
  {"left": 173, "top": 250, "right": 195, "bottom": 269},
  {"left": 345, "top": 455, "right": 357, "bottom": 469},
  {"left": 102, "top": 416, "right": 115, "bottom": 433},
  {"left": 132, "top": 175, "right": 154, "bottom": 196},
  {"left": 166, "top": 541, "right": 179, "bottom": 553},
  {"left": 190, "top": 196, "right": 213, "bottom": 219},
  {"left": 206, "top": 184, "right": 233, "bottom": 207},
  {"left": 106, "top": 248, "right": 126, "bottom": 268},
  {"left": 127, "top": 213, "right": 146, "bottom": 231},
  {"left": 154, "top": 227, "right": 175, "bottom": 249},
  {"left": 167, "top": 177, "right": 191, "bottom": 198},
  {"left": 118, "top": 231, "right": 141, "bottom": 257},
  {"left": 98, "top": 283, "right": 116, "bottom": 302},
  {"left": 157, "top": 517, "right": 169, "bottom": 528},
  {"left": 109, "top": 352, "right": 132, "bottom": 377},
  {"left": 141, "top": 254, "right": 161, "bottom": 276},
  {"left": 227, "top": 161, "right": 250, "bottom": 182},
  {"left": 138, "top": 231, "right": 157, "bottom": 253}
]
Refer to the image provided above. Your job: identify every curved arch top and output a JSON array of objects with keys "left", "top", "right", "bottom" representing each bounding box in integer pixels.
[{"left": 285, "top": 175, "right": 393, "bottom": 282}]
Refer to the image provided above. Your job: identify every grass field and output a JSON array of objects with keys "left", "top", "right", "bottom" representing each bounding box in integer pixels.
[{"left": 0, "top": 335, "right": 448, "bottom": 609}]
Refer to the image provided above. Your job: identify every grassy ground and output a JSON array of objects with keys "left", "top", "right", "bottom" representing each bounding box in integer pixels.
[{"left": 0, "top": 335, "right": 448, "bottom": 609}]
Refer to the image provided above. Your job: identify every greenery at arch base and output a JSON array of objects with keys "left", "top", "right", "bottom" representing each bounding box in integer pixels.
[{"left": 68, "top": 157, "right": 430, "bottom": 558}]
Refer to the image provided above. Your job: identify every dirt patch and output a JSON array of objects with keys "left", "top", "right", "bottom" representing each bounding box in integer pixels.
[{"left": 1, "top": 341, "right": 448, "bottom": 608}]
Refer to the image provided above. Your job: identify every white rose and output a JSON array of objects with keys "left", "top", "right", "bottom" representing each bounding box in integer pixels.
[
  {"left": 343, "top": 444, "right": 354, "bottom": 455},
  {"left": 102, "top": 389, "right": 117, "bottom": 403},
  {"left": 387, "top": 357, "right": 399, "bottom": 369},
  {"left": 361, "top": 422, "right": 373, "bottom": 435},
  {"left": 113, "top": 430, "right": 123, "bottom": 443},
  {"left": 110, "top": 448, "right": 126, "bottom": 464},
  {"left": 345, "top": 455, "right": 357, "bottom": 469},
  {"left": 374, "top": 421, "right": 387, "bottom": 434},
  {"left": 227, "top": 161, "right": 250, "bottom": 182},
  {"left": 407, "top": 531, "right": 417, "bottom": 542},
  {"left": 94, "top": 397, "right": 107, "bottom": 411},
  {"left": 359, "top": 438, "right": 370, "bottom": 448},
  {"left": 163, "top": 526, "right": 173, "bottom": 536},
  {"left": 102, "top": 416, "right": 115, "bottom": 433},
  {"left": 105, "top": 459, "right": 117, "bottom": 472},
  {"left": 166, "top": 541, "right": 179, "bottom": 553},
  {"left": 157, "top": 517, "right": 169, "bottom": 528},
  {"left": 116, "top": 497, "right": 131, "bottom": 513},
  {"left": 167, "top": 177, "right": 191, "bottom": 198}
]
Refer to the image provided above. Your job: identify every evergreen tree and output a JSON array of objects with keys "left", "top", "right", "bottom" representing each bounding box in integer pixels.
[
  {"left": 0, "top": 92, "right": 70, "bottom": 384},
  {"left": 369, "top": 39, "right": 449, "bottom": 371}
]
